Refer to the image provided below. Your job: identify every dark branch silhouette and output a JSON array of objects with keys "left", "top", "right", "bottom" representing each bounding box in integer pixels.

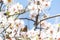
[
  {"left": 38, "top": 14, "right": 60, "bottom": 25},
  {"left": 19, "top": 18, "right": 35, "bottom": 22}
]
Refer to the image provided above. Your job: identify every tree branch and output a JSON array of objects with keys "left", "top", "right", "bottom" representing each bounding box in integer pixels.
[
  {"left": 38, "top": 14, "right": 60, "bottom": 25},
  {"left": 19, "top": 18, "right": 35, "bottom": 22},
  {"left": 34, "top": 14, "right": 39, "bottom": 30},
  {"left": 0, "top": 24, "right": 11, "bottom": 34}
]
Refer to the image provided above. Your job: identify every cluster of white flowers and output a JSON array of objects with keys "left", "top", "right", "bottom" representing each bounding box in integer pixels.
[
  {"left": 1, "top": 0, "right": 60, "bottom": 40},
  {"left": 5, "top": 20, "right": 60, "bottom": 40},
  {"left": 28, "top": 0, "right": 52, "bottom": 20},
  {"left": 39, "top": 21, "right": 60, "bottom": 40},
  {"left": 4, "top": 3, "right": 24, "bottom": 15},
  {"left": 0, "top": 0, "right": 25, "bottom": 40},
  {"left": 0, "top": 13, "right": 60, "bottom": 40},
  {"left": 1, "top": 0, "right": 24, "bottom": 16},
  {"left": 0, "top": 12, "right": 8, "bottom": 28},
  {"left": 6, "top": 19, "right": 25, "bottom": 40},
  {"left": 7, "top": 3, "right": 23, "bottom": 15},
  {"left": 0, "top": 12, "right": 25, "bottom": 40}
]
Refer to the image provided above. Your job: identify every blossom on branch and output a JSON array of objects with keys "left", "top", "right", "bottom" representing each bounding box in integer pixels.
[
  {"left": 28, "top": 0, "right": 52, "bottom": 20},
  {"left": 5, "top": 3, "right": 24, "bottom": 15}
]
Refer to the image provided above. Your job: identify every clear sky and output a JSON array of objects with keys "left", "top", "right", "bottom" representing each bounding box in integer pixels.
[{"left": 16, "top": 0, "right": 60, "bottom": 30}]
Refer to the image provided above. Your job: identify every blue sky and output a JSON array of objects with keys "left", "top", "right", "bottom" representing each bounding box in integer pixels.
[
  {"left": 47, "top": 0, "right": 60, "bottom": 24},
  {"left": 16, "top": 0, "right": 60, "bottom": 30}
]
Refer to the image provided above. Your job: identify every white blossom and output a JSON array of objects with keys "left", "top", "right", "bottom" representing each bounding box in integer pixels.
[
  {"left": 7, "top": 3, "right": 24, "bottom": 15},
  {"left": 6, "top": 28, "right": 12, "bottom": 33},
  {"left": 0, "top": 37, "right": 3, "bottom": 40},
  {"left": 8, "top": 16, "right": 14, "bottom": 24}
]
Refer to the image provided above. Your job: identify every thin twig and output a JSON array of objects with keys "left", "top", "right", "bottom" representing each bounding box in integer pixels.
[
  {"left": 19, "top": 18, "right": 35, "bottom": 22},
  {"left": 0, "top": 24, "right": 11, "bottom": 34},
  {"left": 38, "top": 14, "right": 60, "bottom": 25}
]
